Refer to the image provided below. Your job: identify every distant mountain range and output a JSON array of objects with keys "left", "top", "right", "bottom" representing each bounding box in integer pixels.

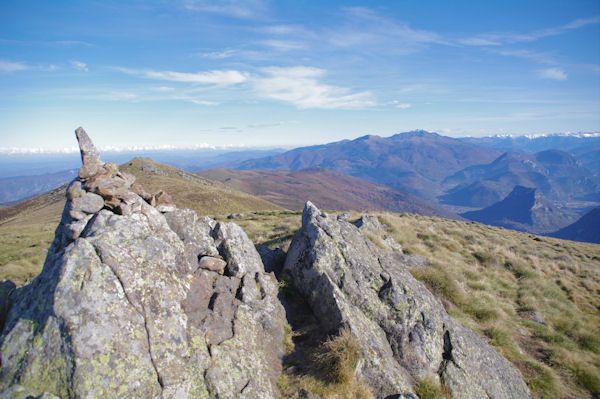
[
  {"left": 0, "top": 169, "right": 78, "bottom": 204},
  {"left": 237, "top": 130, "right": 501, "bottom": 200},
  {"left": 549, "top": 207, "right": 600, "bottom": 244},
  {"left": 197, "top": 167, "right": 458, "bottom": 219},
  {"left": 460, "top": 133, "right": 600, "bottom": 174},
  {"left": 2, "top": 130, "right": 599, "bottom": 242},
  {"left": 459, "top": 132, "right": 600, "bottom": 153},
  {"left": 440, "top": 150, "right": 599, "bottom": 207},
  {"left": 461, "top": 186, "right": 573, "bottom": 234}
]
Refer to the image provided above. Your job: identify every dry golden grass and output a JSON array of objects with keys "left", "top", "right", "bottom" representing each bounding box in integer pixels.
[
  {"left": 121, "top": 157, "right": 283, "bottom": 216},
  {"left": 277, "top": 327, "right": 374, "bottom": 399},
  {"left": 375, "top": 212, "right": 600, "bottom": 399}
]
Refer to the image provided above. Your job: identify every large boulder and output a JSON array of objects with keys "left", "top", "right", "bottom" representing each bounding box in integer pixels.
[
  {"left": 283, "top": 201, "right": 531, "bottom": 399},
  {"left": 0, "top": 128, "right": 285, "bottom": 398}
]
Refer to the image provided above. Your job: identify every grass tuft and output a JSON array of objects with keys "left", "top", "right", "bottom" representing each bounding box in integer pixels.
[
  {"left": 409, "top": 266, "right": 464, "bottom": 306},
  {"left": 312, "top": 327, "right": 362, "bottom": 385},
  {"left": 414, "top": 376, "right": 447, "bottom": 399}
]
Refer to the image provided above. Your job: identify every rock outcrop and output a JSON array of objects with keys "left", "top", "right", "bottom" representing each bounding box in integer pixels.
[
  {"left": 0, "top": 128, "right": 285, "bottom": 398},
  {"left": 283, "top": 201, "right": 531, "bottom": 398}
]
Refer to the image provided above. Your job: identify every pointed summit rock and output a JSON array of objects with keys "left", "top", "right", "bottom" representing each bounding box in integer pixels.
[
  {"left": 0, "top": 128, "right": 285, "bottom": 398},
  {"left": 75, "top": 127, "right": 104, "bottom": 178},
  {"left": 283, "top": 202, "right": 531, "bottom": 398}
]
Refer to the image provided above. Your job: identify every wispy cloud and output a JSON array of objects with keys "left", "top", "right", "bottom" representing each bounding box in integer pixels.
[
  {"left": 396, "top": 103, "right": 412, "bottom": 109},
  {"left": 152, "top": 86, "right": 176, "bottom": 92},
  {"left": 0, "top": 59, "right": 29, "bottom": 72},
  {"left": 183, "top": 0, "right": 268, "bottom": 19},
  {"left": 70, "top": 60, "right": 88, "bottom": 72},
  {"left": 254, "top": 66, "right": 375, "bottom": 109},
  {"left": 201, "top": 49, "right": 237, "bottom": 59},
  {"left": 116, "top": 67, "right": 248, "bottom": 85},
  {"left": 260, "top": 39, "right": 305, "bottom": 51},
  {"left": 54, "top": 40, "right": 93, "bottom": 47},
  {"left": 328, "top": 7, "right": 447, "bottom": 51},
  {"left": 496, "top": 49, "right": 557, "bottom": 65},
  {"left": 539, "top": 67, "right": 567, "bottom": 80},
  {"left": 460, "top": 15, "right": 600, "bottom": 46}
]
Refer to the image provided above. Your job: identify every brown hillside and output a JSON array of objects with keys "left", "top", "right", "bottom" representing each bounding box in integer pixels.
[{"left": 197, "top": 167, "right": 459, "bottom": 219}]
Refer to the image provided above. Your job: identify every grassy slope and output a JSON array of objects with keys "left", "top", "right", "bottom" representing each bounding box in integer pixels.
[
  {"left": 121, "top": 158, "right": 283, "bottom": 215},
  {"left": 374, "top": 213, "right": 600, "bottom": 399}
]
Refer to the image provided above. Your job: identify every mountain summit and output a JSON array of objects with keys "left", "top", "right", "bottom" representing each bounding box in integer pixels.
[{"left": 237, "top": 130, "right": 500, "bottom": 199}]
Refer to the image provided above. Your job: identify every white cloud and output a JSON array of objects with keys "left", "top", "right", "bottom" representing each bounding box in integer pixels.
[
  {"left": 497, "top": 49, "right": 556, "bottom": 65},
  {"left": 201, "top": 49, "right": 237, "bottom": 59},
  {"left": 153, "top": 86, "right": 176, "bottom": 92},
  {"left": 396, "top": 103, "right": 412, "bottom": 109},
  {"left": 328, "top": 7, "right": 448, "bottom": 51},
  {"left": 261, "top": 39, "right": 305, "bottom": 51},
  {"left": 187, "top": 99, "right": 219, "bottom": 106},
  {"left": 253, "top": 66, "right": 376, "bottom": 109},
  {"left": 116, "top": 67, "right": 248, "bottom": 85},
  {"left": 460, "top": 15, "right": 600, "bottom": 46},
  {"left": 70, "top": 60, "right": 88, "bottom": 72},
  {"left": 539, "top": 67, "right": 567, "bottom": 80},
  {"left": 183, "top": 0, "right": 268, "bottom": 19},
  {"left": 0, "top": 60, "right": 29, "bottom": 72}
]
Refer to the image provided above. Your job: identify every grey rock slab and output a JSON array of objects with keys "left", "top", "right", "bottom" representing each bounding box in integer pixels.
[
  {"left": 212, "top": 222, "right": 263, "bottom": 278},
  {"left": 283, "top": 201, "right": 531, "bottom": 399}
]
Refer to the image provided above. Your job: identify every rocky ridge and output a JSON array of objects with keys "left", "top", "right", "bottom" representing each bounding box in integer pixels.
[
  {"left": 0, "top": 128, "right": 531, "bottom": 398},
  {"left": 0, "top": 128, "right": 285, "bottom": 398},
  {"left": 283, "top": 202, "right": 531, "bottom": 398}
]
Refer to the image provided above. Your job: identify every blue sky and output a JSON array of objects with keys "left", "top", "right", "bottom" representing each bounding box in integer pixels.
[{"left": 1, "top": 0, "right": 599, "bottom": 151}]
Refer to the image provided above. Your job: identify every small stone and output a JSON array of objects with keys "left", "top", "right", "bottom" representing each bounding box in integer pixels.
[
  {"left": 227, "top": 213, "right": 244, "bottom": 219},
  {"left": 198, "top": 256, "right": 227, "bottom": 274},
  {"left": 72, "top": 192, "right": 105, "bottom": 214},
  {"left": 66, "top": 180, "right": 85, "bottom": 200},
  {"left": 131, "top": 182, "right": 152, "bottom": 203},
  {"left": 115, "top": 194, "right": 143, "bottom": 216},
  {"left": 68, "top": 208, "right": 87, "bottom": 221},
  {"left": 102, "top": 162, "right": 119, "bottom": 175},
  {"left": 78, "top": 162, "right": 100, "bottom": 179},
  {"left": 154, "top": 190, "right": 174, "bottom": 207}
]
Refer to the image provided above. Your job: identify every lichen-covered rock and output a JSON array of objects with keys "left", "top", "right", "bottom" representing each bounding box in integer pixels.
[
  {"left": 283, "top": 201, "right": 531, "bottom": 399},
  {"left": 0, "top": 128, "right": 285, "bottom": 399},
  {"left": 212, "top": 222, "right": 264, "bottom": 278}
]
